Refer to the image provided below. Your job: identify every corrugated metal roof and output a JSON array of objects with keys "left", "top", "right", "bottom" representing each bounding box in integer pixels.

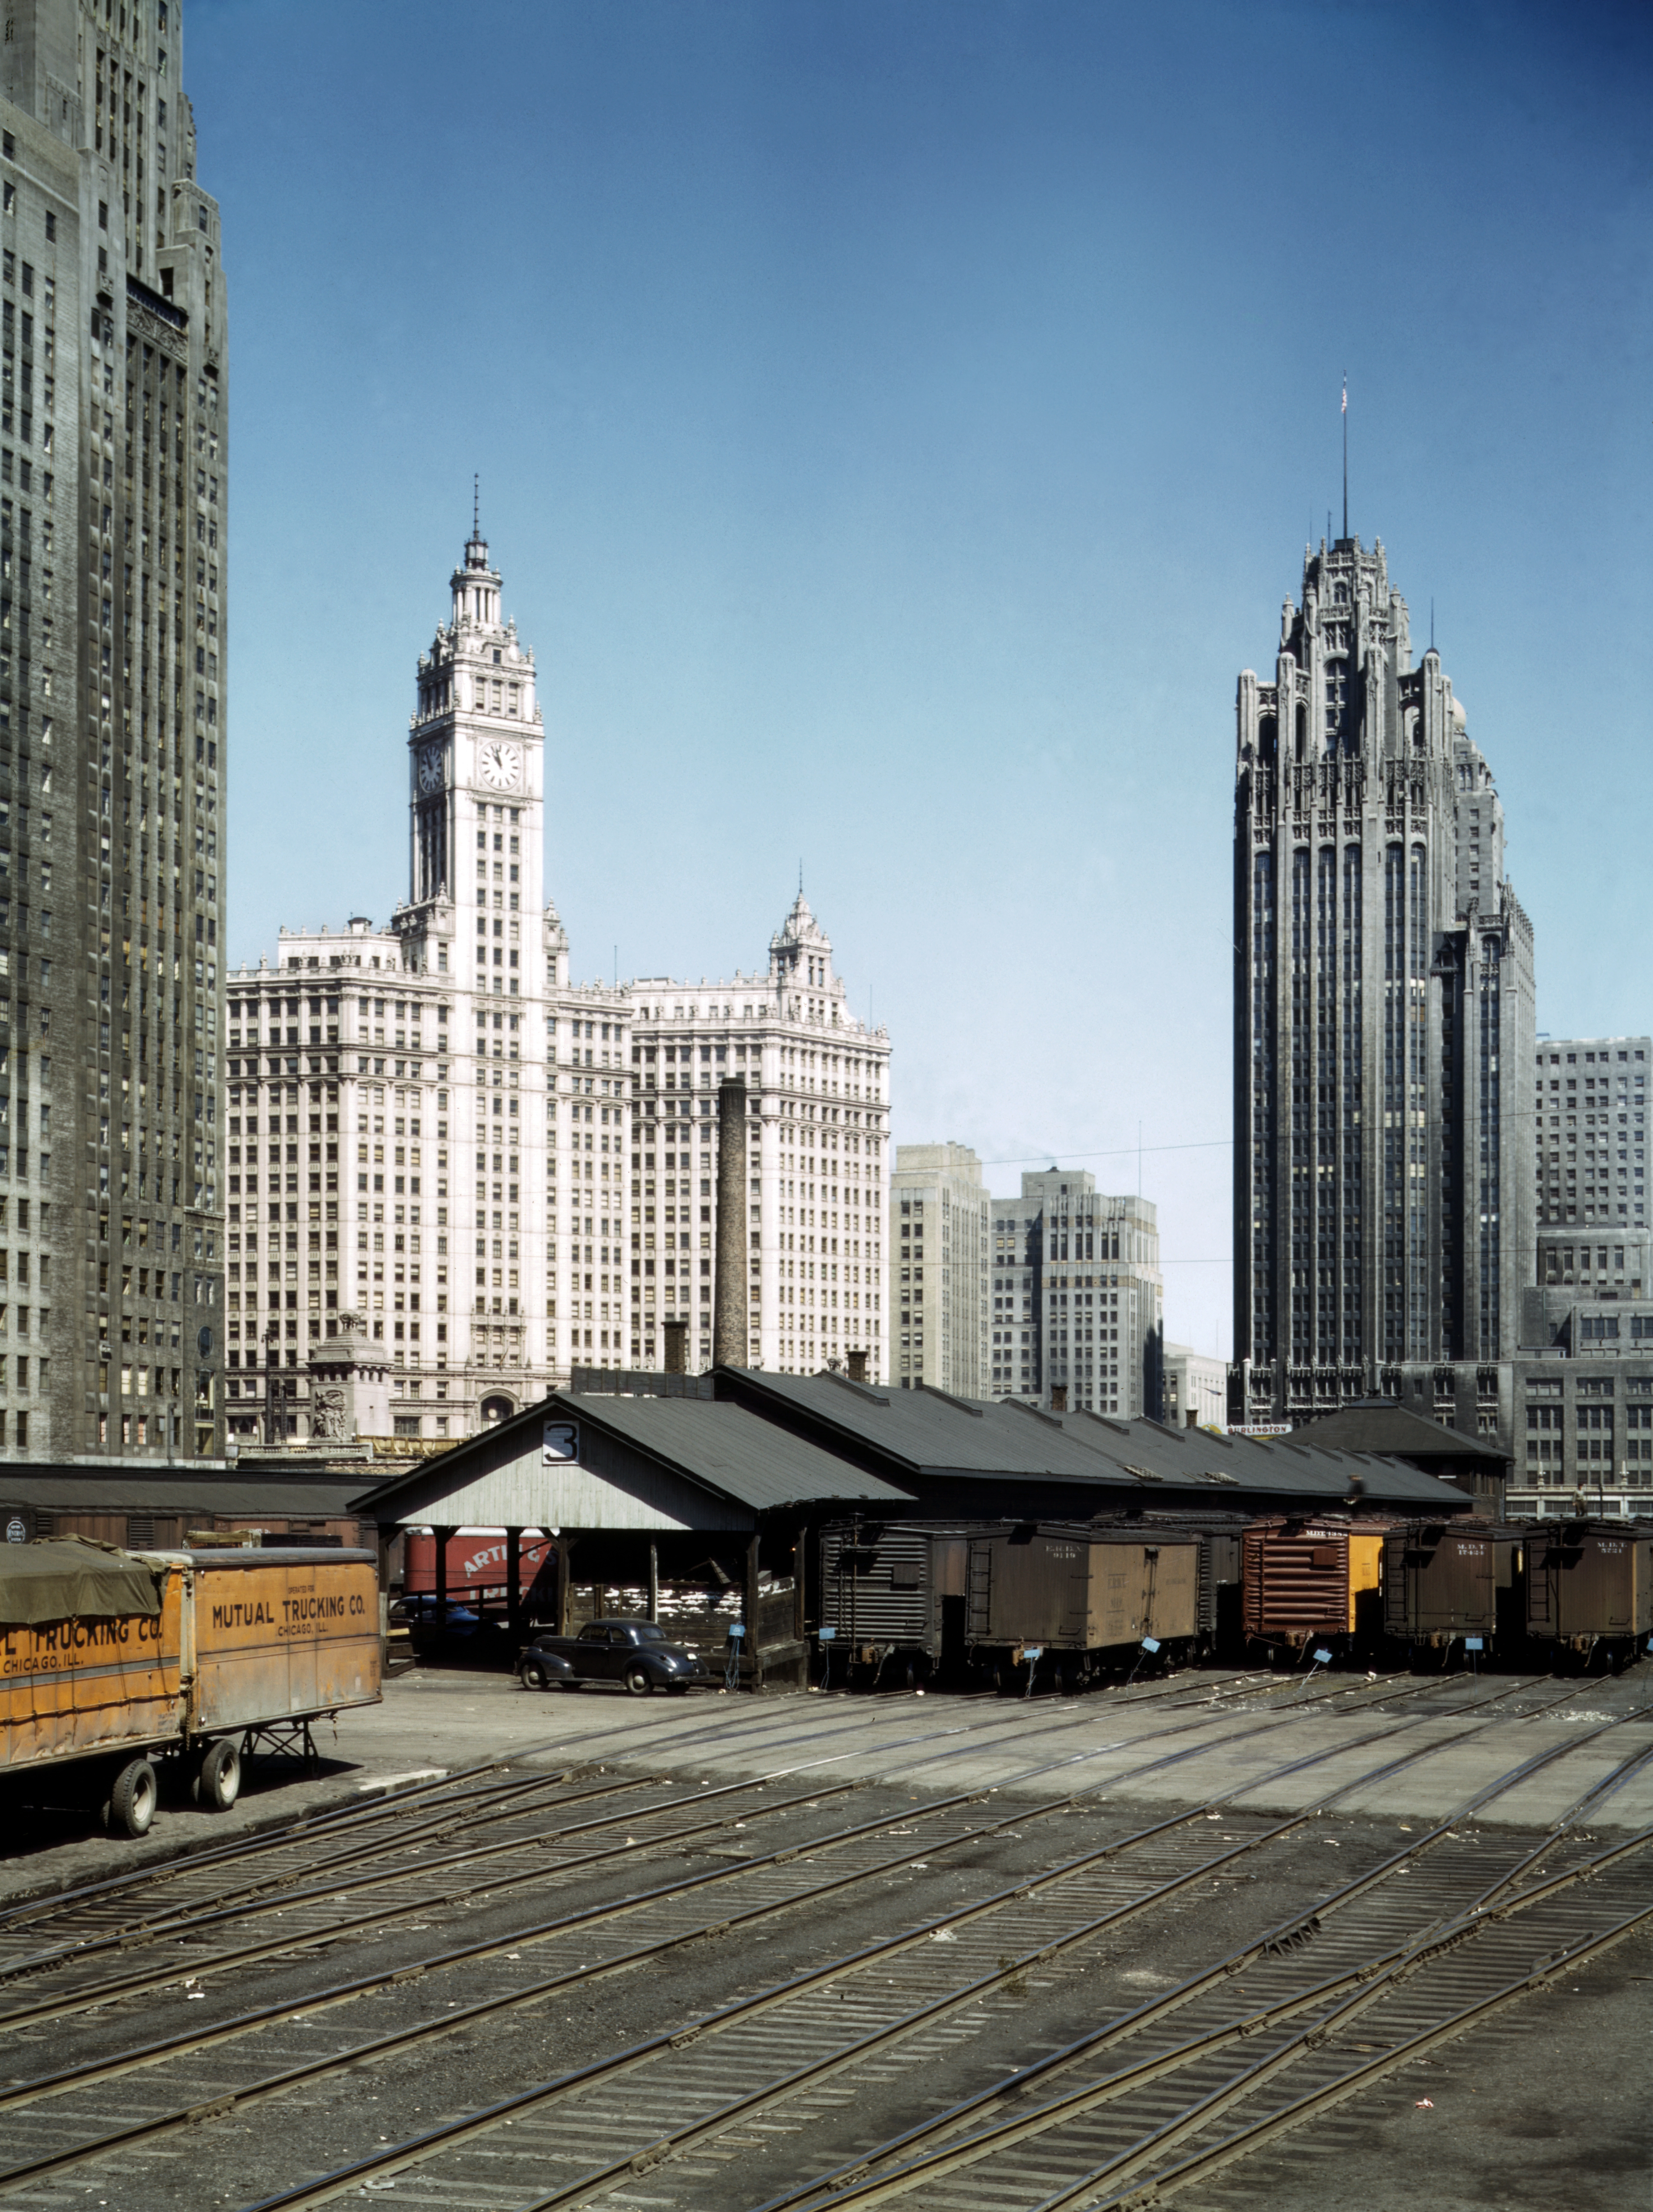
[
  {"left": 570, "top": 1397, "right": 911, "bottom": 1511},
  {"left": 1286, "top": 1401, "right": 1510, "bottom": 1463},
  {"left": 0, "top": 1475, "right": 369, "bottom": 1516},
  {"left": 722, "top": 1372, "right": 1462, "bottom": 1508},
  {"left": 350, "top": 1392, "right": 910, "bottom": 1518}
]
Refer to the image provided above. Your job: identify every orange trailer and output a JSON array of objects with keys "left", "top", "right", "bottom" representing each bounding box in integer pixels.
[{"left": 1, "top": 1540, "right": 380, "bottom": 1836}]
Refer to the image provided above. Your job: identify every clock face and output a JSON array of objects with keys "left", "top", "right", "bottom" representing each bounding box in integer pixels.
[
  {"left": 478, "top": 740, "right": 522, "bottom": 791},
  {"left": 417, "top": 747, "right": 446, "bottom": 795}
]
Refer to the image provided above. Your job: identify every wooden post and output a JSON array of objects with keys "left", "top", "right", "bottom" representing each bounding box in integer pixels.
[
  {"left": 648, "top": 1541, "right": 660, "bottom": 1624},
  {"left": 745, "top": 1528, "right": 763, "bottom": 1691},
  {"left": 793, "top": 1525, "right": 807, "bottom": 1643},
  {"left": 434, "top": 1526, "right": 453, "bottom": 1635},
  {"left": 555, "top": 1536, "right": 574, "bottom": 1637},
  {"left": 376, "top": 1522, "right": 397, "bottom": 1644},
  {"left": 505, "top": 1526, "right": 522, "bottom": 1648}
]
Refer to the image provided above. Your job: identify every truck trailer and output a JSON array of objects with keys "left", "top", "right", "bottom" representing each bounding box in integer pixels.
[{"left": 1, "top": 1538, "right": 381, "bottom": 1836}]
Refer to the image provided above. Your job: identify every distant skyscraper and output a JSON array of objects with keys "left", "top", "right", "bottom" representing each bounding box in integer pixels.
[
  {"left": 1531, "top": 1034, "right": 1649, "bottom": 1278},
  {"left": 989, "top": 1171, "right": 1161, "bottom": 1418},
  {"left": 0, "top": 4, "right": 226, "bottom": 1459},
  {"left": 890, "top": 1143, "right": 990, "bottom": 1395},
  {"left": 1233, "top": 535, "right": 1535, "bottom": 1427}
]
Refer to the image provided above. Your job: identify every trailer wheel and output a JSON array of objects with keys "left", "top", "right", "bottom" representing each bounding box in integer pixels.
[
  {"left": 624, "top": 1664, "right": 654, "bottom": 1697},
  {"left": 108, "top": 1758, "right": 158, "bottom": 1839},
  {"left": 194, "top": 1739, "right": 241, "bottom": 1812}
]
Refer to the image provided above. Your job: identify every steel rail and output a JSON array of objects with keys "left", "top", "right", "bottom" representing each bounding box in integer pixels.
[
  {"left": 0, "top": 1663, "right": 1471, "bottom": 2007},
  {"left": 0, "top": 1674, "right": 1538, "bottom": 2125},
  {"left": 0, "top": 1669, "right": 1081, "bottom": 1929},
  {"left": 0, "top": 1767, "right": 873, "bottom": 1985},
  {"left": 749, "top": 1698, "right": 1653, "bottom": 2212},
  {"left": 1049, "top": 1900, "right": 1653, "bottom": 2212},
  {"left": 0, "top": 1661, "right": 1498, "bottom": 1941},
  {"left": 0, "top": 1686, "right": 1517, "bottom": 2196},
  {"left": 203, "top": 1687, "right": 1581, "bottom": 2212},
  {"left": 755, "top": 1820, "right": 1653, "bottom": 2212},
  {"left": 2, "top": 1676, "right": 1620, "bottom": 2209}
]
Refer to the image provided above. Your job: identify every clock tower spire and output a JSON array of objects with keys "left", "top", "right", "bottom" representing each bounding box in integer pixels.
[{"left": 400, "top": 527, "right": 545, "bottom": 1000}]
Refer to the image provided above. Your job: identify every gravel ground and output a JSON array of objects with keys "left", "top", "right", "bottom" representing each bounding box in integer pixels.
[{"left": 0, "top": 1663, "right": 1647, "bottom": 2211}]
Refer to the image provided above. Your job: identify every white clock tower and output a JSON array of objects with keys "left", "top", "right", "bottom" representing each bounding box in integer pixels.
[{"left": 403, "top": 525, "right": 545, "bottom": 991}]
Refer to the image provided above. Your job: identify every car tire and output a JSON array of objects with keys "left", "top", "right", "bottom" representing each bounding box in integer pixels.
[
  {"left": 520, "top": 1659, "right": 551, "bottom": 1691},
  {"left": 624, "top": 1664, "right": 654, "bottom": 1697},
  {"left": 193, "top": 1738, "right": 241, "bottom": 1812},
  {"left": 108, "top": 1757, "right": 158, "bottom": 1839}
]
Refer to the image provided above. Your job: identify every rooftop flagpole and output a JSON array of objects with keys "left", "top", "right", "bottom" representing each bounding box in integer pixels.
[{"left": 1341, "top": 374, "right": 1348, "bottom": 540}]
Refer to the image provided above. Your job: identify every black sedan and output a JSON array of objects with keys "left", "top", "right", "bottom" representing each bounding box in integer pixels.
[{"left": 518, "top": 1618, "right": 710, "bottom": 1696}]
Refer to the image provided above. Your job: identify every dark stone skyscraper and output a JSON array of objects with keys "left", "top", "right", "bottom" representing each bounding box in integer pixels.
[
  {"left": 1233, "top": 536, "right": 1534, "bottom": 1428},
  {"left": 0, "top": 3, "right": 226, "bottom": 1458}
]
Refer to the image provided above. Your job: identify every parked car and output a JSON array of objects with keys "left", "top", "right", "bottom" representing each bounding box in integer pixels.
[
  {"left": 391, "top": 1595, "right": 485, "bottom": 1638},
  {"left": 518, "top": 1618, "right": 710, "bottom": 1696}
]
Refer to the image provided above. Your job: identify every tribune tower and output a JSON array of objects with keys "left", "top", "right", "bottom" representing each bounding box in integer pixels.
[{"left": 1233, "top": 534, "right": 1535, "bottom": 1428}]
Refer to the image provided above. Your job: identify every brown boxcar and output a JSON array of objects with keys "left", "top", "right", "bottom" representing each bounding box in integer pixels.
[
  {"left": 967, "top": 1525, "right": 1200, "bottom": 1662},
  {"left": 1382, "top": 1521, "right": 1525, "bottom": 1648},
  {"left": 1525, "top": 1520, "right": 1653, "bottom": 1659},
  {"left": 1242, "top": 1517, "right": 1394, "bottom": 1653},
  {"left": 818, "top": 1520, "right": 999, "bottom": 1677},
  {"left": 1, "top": 1543, "right": 381, "bottom": 1836}
]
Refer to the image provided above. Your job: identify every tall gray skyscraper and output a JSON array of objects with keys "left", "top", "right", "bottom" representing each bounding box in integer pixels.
[
  {"left": 1233, "top": 535, "right": 1534, "bottom": 1428},
  {"left": 0, "top": 5, "right": 226, "bottom": 1458}
]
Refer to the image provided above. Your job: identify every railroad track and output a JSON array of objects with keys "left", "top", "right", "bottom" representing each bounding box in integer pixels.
[
  {"left": 0, "top": 1674, "right": 1634, "bottom": 2207},
  {"left": 0, "top": 1664, "right": 1466, "bottom": 2012},
  {"left": 0, "top": 1663, "right": 1283, "bottom": 1945}
]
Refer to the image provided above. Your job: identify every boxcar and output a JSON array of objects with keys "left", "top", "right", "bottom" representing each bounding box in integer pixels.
[
  {"left": 965, "top": 1523, "right": 1200, "bottom": 1685},
  {"left": 2, "top": 1542, "right": 381, "bottom": 1836},
  {"left": 817, "top": 1520, "right": 996, "bottom": 1681},
  {"left": 1242, "top": 1516, "right": 1394, "bottom": 1658},
  {"left": 1525, "top": 1520, "right": 1653, "bottom": 1668},
  {"left": 1382, "top": 1521, "right": 1525, "bottom": 1653}
]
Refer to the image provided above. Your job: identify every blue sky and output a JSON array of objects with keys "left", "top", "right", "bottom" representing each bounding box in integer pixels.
[{"left": 196, "top": 0, "right": 1653, "bottom": 1358}]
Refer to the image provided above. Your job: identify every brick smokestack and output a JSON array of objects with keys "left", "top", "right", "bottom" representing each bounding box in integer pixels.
[{"left": 714, "top": 1076, "right": 748, "bottom": 1368}]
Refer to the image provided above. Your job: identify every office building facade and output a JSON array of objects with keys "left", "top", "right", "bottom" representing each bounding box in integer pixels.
[
  {"left": 0, "top": 2, "right": 225, "bottom": 1459},
  {"left": 890, "top": 1142, "right": 989, "bottom": 1395},
  {"left": 989, "top": 1170, "right": 1161, "bottom": 1417},
  {"left": 1233, "top": 534, "right": 1535, "bottom": 1429},
  {"left": 225, "top": 535, "right": 888, "bottom": 1444},
  {"left": 1532, "top": 1034, "right": 1649, "bottom": 1276}
]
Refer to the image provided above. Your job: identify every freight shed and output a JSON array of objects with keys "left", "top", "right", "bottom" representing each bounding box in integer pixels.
[
  {"left": 350, "top": 1392, "right": 909, "bottom": 1685},
  {"left": 0, "top": 1465, "right": 374, "bottom": 1553},
  {"left": 1285, "top": 1400, "right": 1510, "bottom": 1514},
  {"left": 707, "top": 1368, "right": 1472, "bottom": 1521}
]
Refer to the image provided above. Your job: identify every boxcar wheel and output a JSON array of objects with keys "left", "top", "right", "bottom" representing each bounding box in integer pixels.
[
  {"left": 194, "top": 1738, "right": 241, "bottom": 1812},
  {"left": 624, "top": 1664, "right": 654, "bottom": 1697},
  {"left": 109, "top": 1757, "right": 158, "bottom": 1839},
  {"left": 520, "top": 1658, "right": 551, "bottom": 1691}
]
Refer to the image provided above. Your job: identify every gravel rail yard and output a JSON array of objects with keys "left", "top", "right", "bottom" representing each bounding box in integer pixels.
[{"left": 0, "top": 1664, "right": 1647, "bottom": 2212}]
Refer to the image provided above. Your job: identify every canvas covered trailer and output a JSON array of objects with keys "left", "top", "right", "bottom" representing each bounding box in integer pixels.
[
  {"left": 1, "top": 1541, "right": 381, "bottom": 1836},
  {"left": 1382, "top": 1521, "right": 1525, "bottom": 1647}
]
